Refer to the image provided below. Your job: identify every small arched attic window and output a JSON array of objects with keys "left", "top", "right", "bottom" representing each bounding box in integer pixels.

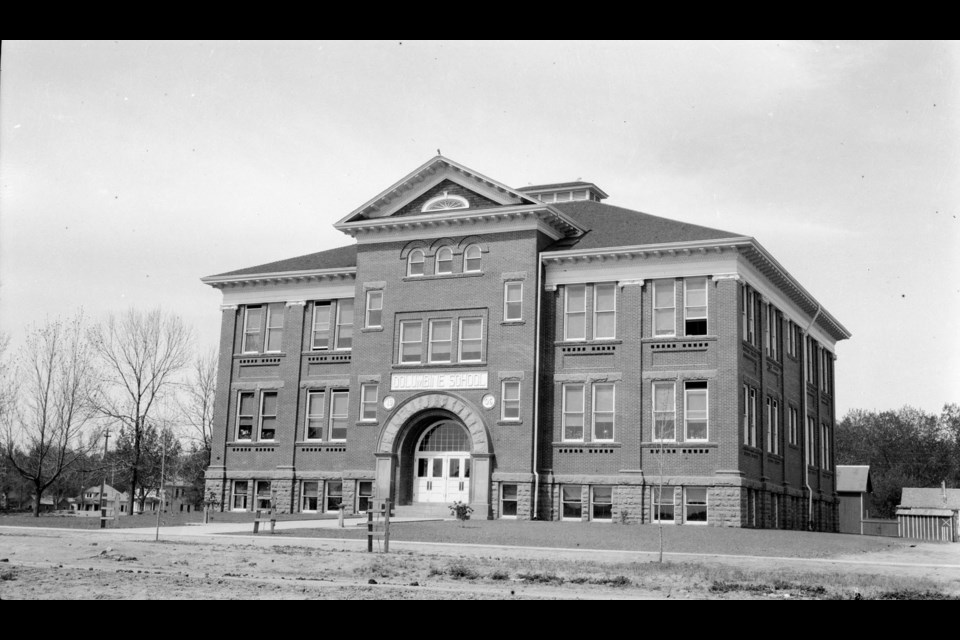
[
  {"left": 422, "top": 192, "right": 469, "bottom": 213},
  {"left": 436, "top": 246, "right": 454, "bottom": 274},
  {"left": 407, "top": 249, "right": 425, "bottom": 277},
  {"left": 464, "top": 244, "right": 482, "bottom": 273}
]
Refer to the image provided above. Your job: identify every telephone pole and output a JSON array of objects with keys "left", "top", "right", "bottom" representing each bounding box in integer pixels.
[{"left": 99, "top": 429, "right": 110, "bottom": 529}]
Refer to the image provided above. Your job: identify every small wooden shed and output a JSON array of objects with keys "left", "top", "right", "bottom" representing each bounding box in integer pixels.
[
  {"left": 836, "top": 465, "right": 874, "bottom": 534},
  {"left": 897, "top": 487, "right": 960, "bottom": 543}
]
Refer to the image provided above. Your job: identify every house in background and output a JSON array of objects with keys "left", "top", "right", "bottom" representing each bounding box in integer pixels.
[
  {"left": 202, "top": 155, "right": 850, "bottom": 530},
  {"left": 138, "top": 480, "right": 197, "bottom": 514},
  {"left": 76, "top": 485, "right": 130, "bottom": 517},
  {"left": 836, "top": 465, "right": 874, "bottom": 534},
  {"left": 897, "top": 486, "right": 960, "bottom": 543}
]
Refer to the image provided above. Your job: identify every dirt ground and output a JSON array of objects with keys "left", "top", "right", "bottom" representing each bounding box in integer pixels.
[{"left": 2, "top": 523, "right": 959, "bottom": 600}]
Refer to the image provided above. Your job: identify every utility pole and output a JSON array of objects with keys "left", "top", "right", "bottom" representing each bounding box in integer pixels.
[
  {"left": 155, "top": 430, "right": 166, "bottom": 543},
  {"left": 99, "top": 429, "right": 110, "bottom": 529}
]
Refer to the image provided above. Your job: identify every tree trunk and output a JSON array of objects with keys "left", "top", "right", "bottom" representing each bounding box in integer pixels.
[
  {"left": 33, "top": 478, "right": 42, "bottom": 517},
  {"left": 128, "top": 421, "right": 142, "bottom": 516}
]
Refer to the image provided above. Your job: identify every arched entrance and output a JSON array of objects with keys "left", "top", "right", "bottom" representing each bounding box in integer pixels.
[
  {"left": 375, "top": 393, "right": 493, "bottom": 517},
  {"left": 413, "top": 420, "right": 471, "bottom": 503}
]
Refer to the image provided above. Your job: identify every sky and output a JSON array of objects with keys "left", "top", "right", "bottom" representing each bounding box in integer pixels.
[{"left": 1, "top": 40, "right": 958, "bottom": 418}]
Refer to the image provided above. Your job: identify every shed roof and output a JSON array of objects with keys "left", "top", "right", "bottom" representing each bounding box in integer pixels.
[
  {"left": 836, "top": 465, "right": 873, "bottom": 493},
  {"left": 900, "top": 487, "right": 960, "bottom": 510}
]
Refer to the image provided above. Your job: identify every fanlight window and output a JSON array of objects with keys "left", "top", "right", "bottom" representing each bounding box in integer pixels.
[
  {"left": 422, "top": 192, "right": 469, "bottom": 212},
  {"left": 418, "top": 421, "right": 470, "bottom": 452}
]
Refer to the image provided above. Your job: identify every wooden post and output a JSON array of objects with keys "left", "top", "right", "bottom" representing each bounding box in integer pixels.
[
  {"left": 367, "top": 510, "right": 373, "bottom": 553},
  {"left": 383, "top": 500, "right": 391, "bottom": 553}
]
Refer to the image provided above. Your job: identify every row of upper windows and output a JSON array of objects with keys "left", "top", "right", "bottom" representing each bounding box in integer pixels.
[
  {"left": 741, "top": 384, "right": 830, "bottom": 465},
  {"left": 234, "top": 380, "right": 522, "bottom": 444},
  {"left": 561, "top": 278, "right": 709, "bottom": 342},
  {"left": 407, "top": 244, "right": 483, "bottom": 277},
  {"left": 239, "top": 281, "right": 524, "bottom": 356}
]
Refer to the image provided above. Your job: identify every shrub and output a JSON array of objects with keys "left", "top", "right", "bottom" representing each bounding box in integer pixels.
[{"left": 448, "top": 501, "right": 473, "bottom": 524}]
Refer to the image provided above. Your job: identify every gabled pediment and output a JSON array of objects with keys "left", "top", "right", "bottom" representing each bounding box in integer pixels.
[{"left": 335, "top": 156, "right": 539, "bottom": 225}]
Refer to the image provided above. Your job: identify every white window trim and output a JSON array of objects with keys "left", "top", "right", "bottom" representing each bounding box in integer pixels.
[
  {"left": 399, "top": 320, "right": 423, "bottom": 364},
  {"left": 360, "top": 383, "right": 378, "bottom": 423},
  {"left": 561, "top": 485, "right": 583, "bottom": 521},
  {"left": 684, "top": 487, "right": 709, "bottom": 526},
  {"left": 749, "top": 388, "right": 758, "bottom": 447},
  {"left": 236, "top": 391, "right": 254, "bottom": 442},
  {"left": 590, "top": 486, "right": 613, "bottom": 523},
  {"left": 324, "top": 480, "right": 344, "bottom": 513},
  {"left": 328, "top": 390, "right": 349, "bottom": 442},
  {"left": 592, "top": 383, "right": 615, "bottom": 442},
  {"left": 334, "top": 299, "right": 353, "bottom": 351},
  {"left": 504, "top": 281, "right": 523, "bottom": 322},
  {"left": 458, "top": 317, "right": 484, "bottom": 363},
  {"left": 683, "top": 277, "right": 708, "bottom": 336},
  {"left": 311, "top": 302, "right": 333, "bottom": 351},
  {"left": 365, "top": 290, "right": 383, "bottom": 329},
  {"left": 747, "top": 290, "right": 756, "bottom": 346},
  {"left": 304, "top": 390, "right": 325, "bottom": 441},
  {"left": 564, "top": 284, "right": 587, "bottom": 342},
  {"left": 653, "top": 280, "right": 676, "bottom": 337},
  {"left": 407, "top": 249, "right": 425, "bottom": 277},
  {"left": 428, "top": 318, "right": 453, "bottom": 364},
  {"left": 435, "top": 246, "right": 454, "bottom": 275},
  {"left": 231, "top": 480, "right": 249, "bottom": 512},
  {"left": 422, "top": 193, "right": 469, "bottom": 212},
  {"left": 300, "top": 480, "right": 320, "bottom": 513},
  {"left": 241, "top": 306, "right": 262, "bottom": 354},
  {"left": 463, "top": 244, "right": 482, "bottom": 273},
  {"left": 258, "top": 391, "right": 277, "bottom": 442},
  {"left": 651, "top": 486, "right": 678, "bottom": 524},
  {"left": 683, "top": 382, "right": 708, "bottom": 442},
  {"left": 593, "top": 283, "right": 617, "bottom": 340},
  {"left": 500, "top": 483, "right": 518, "bottom": 519},
  {"left": 772, "top": 399, "right": 780, "bottom": 455},
  {"left": 561, "top": 383, "right": 585, "bottom": 442},
  {"left": 264, "top": 303, "right": 284, "bottom": 353},
  {"left": 652, "top": 381, "right": 676, "bottom": 442},
  {"left": 501, "top": 380, "right": 521, "bottom": 422}
]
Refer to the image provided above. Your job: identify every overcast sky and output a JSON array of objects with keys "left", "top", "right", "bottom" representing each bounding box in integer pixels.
[{"left": 1, "top": 40, "right": 957, "bottom": 418}]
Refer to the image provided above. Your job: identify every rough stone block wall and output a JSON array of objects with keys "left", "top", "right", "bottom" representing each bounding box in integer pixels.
[
  {"left": 273, "top": 479, "right": 294, "bottom": 514},
  {"left": 613, "top": 485, "right": 644, "bottom": 524},
  {"left": 708, "top": 486, "right": 743, "bottom": 527},
  {"left": 204, "top": 478, "right": 225, "bottom": 512}
]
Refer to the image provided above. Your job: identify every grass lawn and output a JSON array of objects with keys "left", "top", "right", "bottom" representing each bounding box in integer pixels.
[
  {"left": 266, "top": 518, "right": 910, "bottom": 559},
  {"left": 0, "top": 510, "right": 337, "bottom": 530}
]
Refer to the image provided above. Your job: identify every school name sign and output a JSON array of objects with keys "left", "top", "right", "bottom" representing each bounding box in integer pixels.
[{"left": 390, "top": 371, "right": 488, "bottom": 391}]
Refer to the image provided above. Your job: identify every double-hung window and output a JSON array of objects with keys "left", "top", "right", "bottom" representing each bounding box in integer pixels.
[
  {"left": 399, "top": 321, "right": 423, "bottom": 364},
  {"left": 258, "top": 391, "right": 277, "bottom": 441},
  {"left": 652, "top": 486, "right": 676, "bottom": 523},
  {"left": 335, "top": 300, "right": 353, "bottom": 350},
  {"left": 428, "top": 319, "right": 453, "bottom": 363},
  {"left": 311, "top": 302, "right": 333, "bottom": 350},
  {"left": 684, "top": 381, "right": 708, "bottom": 441},
  {"left": 592, "top": 383, "right": 615, "bottom": 441},
  {"left": 360, "top": 384, "right": 378, "bottom": 422},
  {"left": 685, "top": 488, "right": 708, "bottom": 524},
  {"left": 501, "top": 380, "right": 520, "bottom": 422},
  {"left": 436, "top": 246, "right": 454, "bottom": 275},
  {"left": 747, "top": 290, "right": 757, "bottom": 346},
  {"left": 504, "top": 282, "right": 523, "bottom": 322},
  {"left": 305, "top": 390, "right": 325, "bottom": 440},
  {"left": 263, "top": 303, "right": 284, "bottom": 352},
  {"left": 231, "top": 480, "right": 248, "bottom": 511},
  {"left": 592, "top": 486, "right": 613, "bottom": 521},
  {"left": 766, "top": 398, "right": 780, "bottom": 455},
  {"left": 500, "top": 484, "right": 518, "bottom": 518},
  {"left": 562, "top": 384, "right": 585, "bottom": 441},
  {"left": 241, "top": 305, "right": 263, "bottom": 353},
  {"left": 328, "top": 390, "right": 349, "bottom": 441},
  {"left": 365, "top": 290, "right": 383, "bottom": 329},
  {"left": 653, "top": 280, "right": 676, "bottom": 337},
  {"left": 562, "top": 485, "right": 582, "bottom": 520},
  {"left": 236, "top": 391, "right": 256, "bottom": 441},
  {"left": 768, "top": 306, "right": 779, "bottom": 360},
  {"left": 593, "top": 283, "right": 616, "bottom": 339},
  {"left": 564, "top": 285, "right": 586, "bottom": 341},
  {"left": 325, "top": 481, "right": 343, "bottom": 512},
  {"left": 821, "top": 423, "right": 830, "bottom": 468},
  {"left": 407, "top": 249, "right": 425, "bottom": 277},
  {"left": 684, "top": 277, "right": 707, "bottom": 336},
  {"left": 653, "top": 381, "right": 676, "bottom": 441},
  {"left": 806, "top": 417, "right": 816, "bottom": 466},
  {"left": 463, "top": 245, "right": 482, "bottom": 272},
  {"left": 255, "top": 481, "right": 272, "bottom": 510},
  {"left": 356, "top": 481, "right": 374, "bottom": 513},
  {"left": 458, "top": 318, "right": 483, "bottom": 362},
  {"left": 301, "top": 481, "right": 319, "bottom": 512},
  {"left": 749, "top": 388, "right": 758, "bottom": 447},
  {"left": 788, "top": 406, "right": 798, "bottom": 446}
]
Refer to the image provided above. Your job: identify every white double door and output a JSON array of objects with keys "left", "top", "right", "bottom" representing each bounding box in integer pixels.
[{"left": 414, "top": 453, "right": 470, "bottom": 503}]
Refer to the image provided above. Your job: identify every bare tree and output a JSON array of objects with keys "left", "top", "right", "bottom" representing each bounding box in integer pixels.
[
  {"left": 179, "top": 349, "right": 217, "bottom": 450},
  {"left": 2, "top": 315, "right": 101, "bottom": 516},
  {"left": 89, "top": 308, "right": 192, "bottom": 517}
]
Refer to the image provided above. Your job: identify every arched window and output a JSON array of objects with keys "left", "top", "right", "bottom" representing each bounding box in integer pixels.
[
  {"left": 436, "top": 246, "right": 454, "bottom": 275},
  {"left": 418, "top": 421, "right": 470, "bottom": 452},
  {"left": 407, "top": 249, "right": 425, "bottom": 277},
  {"left": 422, "top": 192, "right": 469, "bottom": 213},
  {"left": 464, "top": 244, "right": 482, "bottom": 273}
]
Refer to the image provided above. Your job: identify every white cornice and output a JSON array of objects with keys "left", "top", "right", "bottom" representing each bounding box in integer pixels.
[
  {"left": 201, "top": 267, "right": 357, "bottom": 290},
  {"left": 336, "top": 205, "right": 585, "bottom": 244}
]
